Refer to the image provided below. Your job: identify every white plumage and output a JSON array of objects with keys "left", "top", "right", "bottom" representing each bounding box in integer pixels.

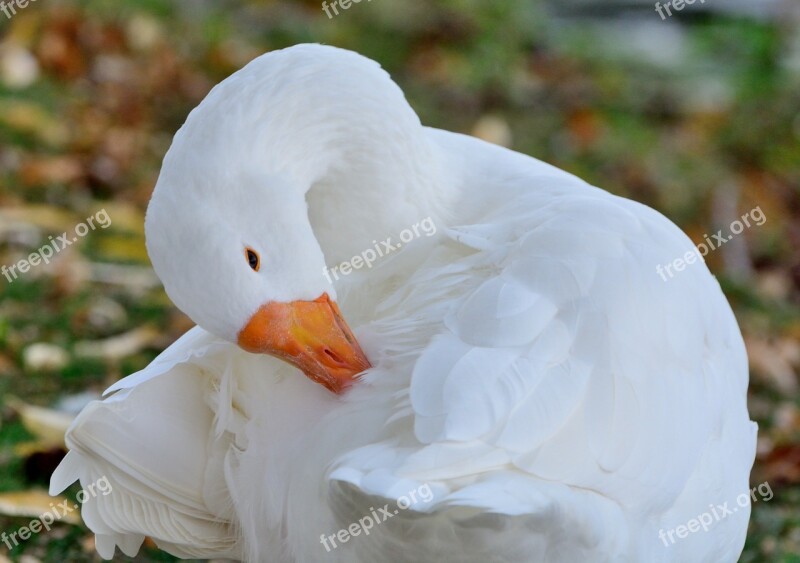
[{"left": 51, "top": 44, "right": 757, "bottom": 562}]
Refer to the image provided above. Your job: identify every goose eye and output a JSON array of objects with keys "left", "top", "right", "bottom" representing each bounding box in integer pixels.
[{"left": 245, "top": 248, "right": 260, "bottom": 272}]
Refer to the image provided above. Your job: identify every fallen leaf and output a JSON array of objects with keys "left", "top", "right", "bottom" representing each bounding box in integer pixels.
[
  {"left": 471, "top": 115, "right": 513, "bottom": 148},
  {"left": 758, "top": 444, "right": 800, "bottom": 486},
  {"left": 746, "top": 335, "right": 799, "bottom": 394},
  {"left": 74, "top": 325, "right": 160, "bottom": 361},
  {"left": 6, "top": 396, "right": 74, "bottom": 447},
  {"left": 0, "top": 490, "right": 81, "bottom": 525},
  {"left": 0, "top": 101, "right": 69, "bottom": 147},
  {"left": 23, "top": 343, "right": 70, "bottom": 372},
  {"left": 0, "top": 204, "right": 81, "bottom": 233},
  {"left": 0, "top": 45, "right": 40, "bottom": 89},
  {"left": 94, "top": 235, "right": 149, "bottom": 263},
  {"left": 20, "top": 156, "right": 84, "bottom": 186}
]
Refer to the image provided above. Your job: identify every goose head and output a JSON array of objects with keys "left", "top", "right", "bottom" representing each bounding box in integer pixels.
[
  {"left": 142, "top": 44, "right": 453, "bottom": 394},
  {"left": 145, "top": 164, "right": 370, "bottom": 393}
]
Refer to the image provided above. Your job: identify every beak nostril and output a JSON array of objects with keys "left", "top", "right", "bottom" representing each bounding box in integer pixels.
[
  {"left": 238, "top": 296, "right": 370, "bottom": 394},
  {"left": 322, "top": 348, "right": 343, "bottom": 365}
]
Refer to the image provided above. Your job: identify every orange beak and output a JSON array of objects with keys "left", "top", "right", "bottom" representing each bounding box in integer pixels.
[{"left": 237, "top": 293, "right": 370, "bottom": 393}]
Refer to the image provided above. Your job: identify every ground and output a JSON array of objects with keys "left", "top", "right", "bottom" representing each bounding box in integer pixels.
[{"left": 0, "top": 1, "right": 798, "bottom": 561}]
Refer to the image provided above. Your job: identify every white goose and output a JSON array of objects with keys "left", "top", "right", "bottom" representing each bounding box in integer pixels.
[{"left": 51, "top": 44, "right": 757, "bottom": 562}]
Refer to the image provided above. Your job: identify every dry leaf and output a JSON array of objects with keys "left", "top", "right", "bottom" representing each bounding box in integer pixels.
[
  {"left": 95, "top": 235, "right": 149, "bottom": 263},
  {"left": 759, "top": 445, "right": 800, "bottom": 486},
  {"left": 746, "top": 336, "right": 799, "bottom": 394},
  {"left": 471, "top": 115, "right": 513, "bottom": 148},
  {"left": 0, "top": 101, "right": 68, "bottom": 147},
  {"left": 0, "top": 204, "right": 80, "bottom": 234},
  {"left": 6, "top": 396, "right": 74, "bottom": 447},
  {"left": 0, "top": 490, "right": 81, "bottom": 525},
  {"left": 74, "top": 325, "right": 160, "bottom": 361},
  {"left": 0, "top": 45, "right": 40, "bottom": 89},
  {"left": 23, "top": 343, "right": 69, "bottom": 372},
  {"left": 20, "top": 156, "right": 84, "bottom": 186},
  {"left": 88, "top": 201, "right": 144, "bottom": 235},
  {"left": 80, "top": 263, "right": 161, "bottom": 292}
]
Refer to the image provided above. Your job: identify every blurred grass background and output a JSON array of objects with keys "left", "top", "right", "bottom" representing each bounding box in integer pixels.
[{"left": 0, "top": 0, "right": 798, "bottom": 561}]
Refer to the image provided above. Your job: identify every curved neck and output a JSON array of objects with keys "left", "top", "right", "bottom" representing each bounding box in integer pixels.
[{"left": 306, "top": 127, "right": 452, "bottom": 271}]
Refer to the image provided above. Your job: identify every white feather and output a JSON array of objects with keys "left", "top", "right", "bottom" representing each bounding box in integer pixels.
[{"left": 52, "top": 44, "right": 757, "bottom": 562}]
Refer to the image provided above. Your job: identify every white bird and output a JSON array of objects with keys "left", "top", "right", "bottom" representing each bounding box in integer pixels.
[{"left": 51, "top": 44, "right": 757, "bottom": 562}]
